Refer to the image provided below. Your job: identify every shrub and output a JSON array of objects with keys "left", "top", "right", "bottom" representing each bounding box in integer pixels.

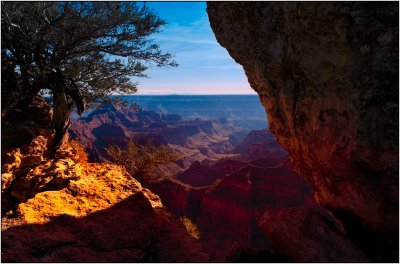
[
  {"left": 105, "top": 139, "right": 180, "bottom": 182},
  {"left": 180, "top": 216, "right": 201, "bottom": 239},
  {"left": 69, "top": 139, "right": 89, "bottom": 164}
]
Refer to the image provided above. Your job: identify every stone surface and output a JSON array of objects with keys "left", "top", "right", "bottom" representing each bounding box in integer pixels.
[
  {"left": 2, "top": 193, "right": 209, "bottom": 262},
  {"left": 1, "top": 134, "right": 77, "bottom": 203},
  {"left": 226, "top": 241, "right": 288, "bottom": 263},
  {"left": 207, "top": 2, "right": 398, "bottom": 260},
  {"left": 10, "top": 157, "right": 81, "bottom": 203},
  {"left": 1, "top": 116, "right": 209, "bottom": 263},
  {"left": 195, "top": 162, "right": 313, "bottom": 261},
  {"left": 1, "top": 97, "right": 55, "bottom": 198},
  {"left": 2, "top": 96, "right": 53, "bottom": 151},
  {"left": 2, "top": 159, "right": 209, "bottom": 262},
  {"left": 260, "top": 206, "right": 369, "bottom": 262}
]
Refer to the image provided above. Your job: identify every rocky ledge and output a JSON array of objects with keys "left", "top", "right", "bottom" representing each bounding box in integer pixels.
[{"left": 1, "top": 134, "right": 209, "bottom": 262}]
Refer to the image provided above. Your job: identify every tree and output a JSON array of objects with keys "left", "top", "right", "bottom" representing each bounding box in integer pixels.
[
  {"left": 2, "top": 2, "right": 177, "bottom": 153},
  {"left": 105, "top": 140, "right": 180, "bottom": 183}
]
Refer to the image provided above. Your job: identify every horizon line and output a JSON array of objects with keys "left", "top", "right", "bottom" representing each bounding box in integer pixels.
[{"left": 120, "top": 93, "right": 259, "bottom": 96}]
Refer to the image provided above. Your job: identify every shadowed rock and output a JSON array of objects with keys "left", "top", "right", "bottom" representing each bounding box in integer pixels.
[
  {"left": 260, "top": 206, "right": 369, "bottom": 262},
  {"left": 207, "top": 2, "right": 398, "bottom": 261},
  {"left": 2, "top": 193, "right": 209, "bottom": 262}
]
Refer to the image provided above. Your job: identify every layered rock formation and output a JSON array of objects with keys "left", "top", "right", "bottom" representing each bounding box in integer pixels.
[
  {"left": 232, "top": 129, "right": 288, "bottom": 160},
  {"left": 69, "top": 103, "right": 247, "bottom": 177},
  {"left": 207, "top": 2, "right": 398, "bottom": 261}
]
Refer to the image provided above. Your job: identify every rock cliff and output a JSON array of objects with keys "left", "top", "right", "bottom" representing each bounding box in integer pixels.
[{"left": 207, "top": 2, "right": 398, "bottom": 261}]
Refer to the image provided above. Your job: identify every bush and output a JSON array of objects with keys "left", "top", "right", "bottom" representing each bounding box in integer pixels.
[
  {"left": 180, "top": 216, "right": 200, "bottom": 239},
  {"left": 105, "top": 139, "right": 180, "bottom": 182},
  {"left": 69, "top": 139, "right": 89, "bottom": 164}
]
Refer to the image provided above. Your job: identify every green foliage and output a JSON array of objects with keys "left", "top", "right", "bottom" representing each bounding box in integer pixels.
[
  {"left": 2, "top": 1, "right": 177, "bottom": 115},
  {"left": 105, "top": 139, "right": 180, "bottom": 182}
]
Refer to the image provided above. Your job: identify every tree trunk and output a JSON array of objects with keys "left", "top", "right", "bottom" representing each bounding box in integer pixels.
[{"left": 50, "top": 87, "right": 72, "bottom": 157}]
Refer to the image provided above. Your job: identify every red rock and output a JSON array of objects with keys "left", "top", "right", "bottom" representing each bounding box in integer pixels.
[
  {"left": 207, "top": 2, "right": 398, "bottom": 260},
  {"left": 260, "top": 206, "right": 369, "bottom": 262},
  {"left": 232, "top": 129, "right": 287, "bottom": 158},
  {"left": 2, "top": 193, "right": 209, "bottom": 262},
  {"left": 151, "top": 156, "right": 313, "bottom": 261},
  {"left": 2, "top": 146, "right": 209, "bottom": 262},
  {"left": 177, "top": 159, "right": 246, "bottom": 187},
  {"left": 149, "top": 179, "right": 205, "bottom": 219}
]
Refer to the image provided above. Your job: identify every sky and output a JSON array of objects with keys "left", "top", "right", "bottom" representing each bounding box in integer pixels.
[{"left": 135, "top": 2, "right": 255, "bottom": 95}]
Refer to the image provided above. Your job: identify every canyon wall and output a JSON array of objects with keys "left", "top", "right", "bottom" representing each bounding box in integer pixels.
[
  {"left": 207, "top": 2, "right": 398, "bottom": 261},
  {"left": 150, "top": 133, "right": 314, "bottom": 261}
]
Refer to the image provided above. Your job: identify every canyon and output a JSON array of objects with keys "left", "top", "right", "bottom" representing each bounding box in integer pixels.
[
  {"left": 149, "top": 130, "right": 314, "bottom": 261},
  {"left": 68, "top": 102, "right": 315, "bottom": 261},
  {"left": 69, "top": 102, "right": 247, "bottom": 162},
  {"left": 1, "top": 2, "right": 398, "bottom": 263},
  {"left": 2, "top": 98, "right": 318, "bottom": 261}
]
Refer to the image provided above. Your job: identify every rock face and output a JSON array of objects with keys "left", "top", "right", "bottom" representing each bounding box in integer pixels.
[
  {"left": 260, "top": 206, "right": 369, "bottom": 262},
  {"left": 207, "top": 2, "right": 398, "bottom": 261},
  {"left": 2, "top": 96, "right": 53, "bottom": 151},
  {"left": 195, "top": 161, "right": 313, "bottom": 261},
  {"left": 1, "top": 97, "right": 57, "bottom": 212},
  {"left": 232, "top": 129, "right": 288, "bottom": 159}
]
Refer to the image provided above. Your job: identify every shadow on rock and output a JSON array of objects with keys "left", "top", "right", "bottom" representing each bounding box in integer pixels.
[{"left": 2, "top": 192, "right": 209, "bottom": 262}]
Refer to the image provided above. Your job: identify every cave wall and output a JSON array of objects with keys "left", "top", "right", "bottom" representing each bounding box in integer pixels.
[{"left": 207, "top": 2, "right": 398, "bottom": 258}]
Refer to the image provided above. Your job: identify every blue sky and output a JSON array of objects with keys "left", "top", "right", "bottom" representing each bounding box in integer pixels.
[{"left": 135, "top": 2, "right": 254, "bottom": 95}]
